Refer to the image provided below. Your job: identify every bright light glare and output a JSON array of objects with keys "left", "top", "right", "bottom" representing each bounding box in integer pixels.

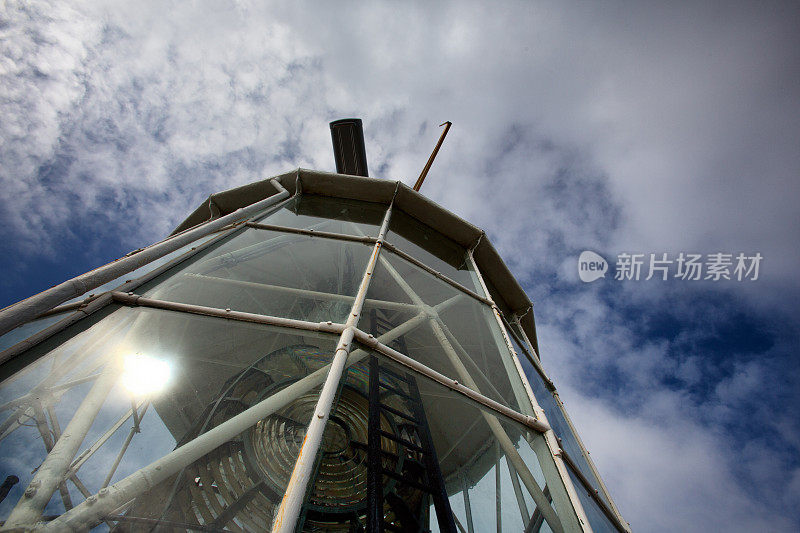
[{"left": 122, "top": 354, "right": 171, "bottom": 396}]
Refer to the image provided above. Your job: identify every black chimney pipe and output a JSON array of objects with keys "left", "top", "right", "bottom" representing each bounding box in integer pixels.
[{"left": 330, "top": 118, "right": 369, "bottom": 177}]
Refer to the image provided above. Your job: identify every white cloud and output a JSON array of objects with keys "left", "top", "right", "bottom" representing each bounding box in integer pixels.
[{"left": 568, "top": 391, "right": 798, "bottom": 532}]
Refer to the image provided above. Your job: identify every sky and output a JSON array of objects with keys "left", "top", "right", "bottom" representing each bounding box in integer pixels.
[{"left": 1, "top": 0, "right": 799, "bottom": 530}]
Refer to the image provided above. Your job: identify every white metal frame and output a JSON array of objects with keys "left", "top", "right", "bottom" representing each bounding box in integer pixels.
[{"left": 0, "top": 184, "right": 629, "bottom": 533}]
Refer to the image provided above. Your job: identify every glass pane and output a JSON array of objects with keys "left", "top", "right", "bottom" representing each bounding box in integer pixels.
[
  {"left": 359, "top": 250, "right": 533, "bottom": 415},
  {"left": 140, "top": 227, "right": 373, "bottom": 323},
  {"left": 61, "top": 232, "right": 221, "bottom": 306},
  {"left": 509, "top": 333, "right": 613, "bottom": 509},
  {"left": 0, "top": 313, "right": 70, "bottom": 352},
  {"left": 0, "top": 306, "right": 337, "bottom": 531},
  {"left": 566, "top": 464, "right": 620, "bottom": 533},
  {"left": 301, "top": 347, "right": 569, "bottom": 532},
  {"left": 255, "top": 194, "right": 387, "bottom": 237},
  {"left": 385, "top": 209, "right": 478, "bottom": 291}
]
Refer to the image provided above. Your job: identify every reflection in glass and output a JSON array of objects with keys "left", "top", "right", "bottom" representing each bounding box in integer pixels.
[
  {"left": 140, "top": 228, "right": 373, "bottom": 324},
  {"left": 60, "top": 231, "right": 222, "bottom": 306},
  {"left": 302, "top": 347, "right": 567, "bottom": 532},
  {"left": 255, "top": 194, "right": 387, "bottom": 237},
  {"left": 0, "top": 307, "right": 338, "bottom": 530},
  {"left": 385, "top": 209, "right": 478, "bottom": 291},
  {"left": 0, "top": 313, "right": 69, "bottom": 353},
  {"left": 566, "top": 464, "right": 620, "bottom": 533},
  {"left": 359, "top": 250, "right": 533, "bottom": 415},
  {"left": 508, "top": 331, "right": 614, "bottom": 510}
]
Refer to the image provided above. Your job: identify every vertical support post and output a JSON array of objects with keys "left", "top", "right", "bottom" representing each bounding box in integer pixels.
[
  {"left": 271, "top": 199, "right": 395, "bottom": 533},
  {"left": 3, "top": 363, "right": 118, "bottom": 529},
  {"left": 367, "top": 355, "right": 383, "bottom": 532},
  {"left": 102, "top": 403, "right": 150, "bottom": 489},
  {"left": 461, "top": 474, "right": 475, "bottom": 533},
  {"left": 507, "top": 458, "right": 530, "bottom": 525},
  {"left": 466, "top": 250, "right": 591, "bottom": 533},
  {"left": 495, "top": 443, "right": 502, "bottom": 533}
]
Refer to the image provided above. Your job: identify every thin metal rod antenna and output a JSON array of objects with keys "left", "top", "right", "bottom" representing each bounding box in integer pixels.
[{"left": 413, "top": 121, "right": 452, "bottom": 192}]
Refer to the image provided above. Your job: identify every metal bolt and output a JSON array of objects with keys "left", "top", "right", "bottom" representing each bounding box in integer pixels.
[
  {"left": 225, "top": 308, "right": 231, "bottom": 312},
  {"left": 99, "top": 488, "right": 109, "bottom": 496},
  {"left": 86, "top": 495, "right": 97, "bottom": 505}
]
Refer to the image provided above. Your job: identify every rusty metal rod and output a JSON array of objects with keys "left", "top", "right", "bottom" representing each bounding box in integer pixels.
[{"left": 413, "top": 121, "right": 451, "bottom": 192}]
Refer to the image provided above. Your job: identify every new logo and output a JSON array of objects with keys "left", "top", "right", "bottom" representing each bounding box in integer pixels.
[{"left": 578, "top": 251, "right": 608, "bottom": 282}]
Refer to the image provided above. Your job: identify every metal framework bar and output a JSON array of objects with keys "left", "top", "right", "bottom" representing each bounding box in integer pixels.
[
  {"left": 560, "top": 451, "right": 630, "bottom": 533},
  {"left": 461, "top": 474, "right": 475, "bottom": 533},
  {"left": 506, "top": 459, "right": 530, "bottom": 526},
  {"left": 0, "top": 374, "right": 99, "bottom": 414},
  {"left": 467, "top": 251, "right": 591, "bottom": 533},
  {"left": 312, "top": 218, "right": 493, "bottom": 310},
  {"left": 0, "top": 179, "right": 289, "bottom": 338},
  {"left": 246, "top": 222, "right": 378, "bottom": 244},
  {"left": 511, "top": 314, "right": 628, "bottom": 529},
  {"left": 374, "top": 250, "right": 564, "bottom": 532},
  {"left": 0, "top": 192, "right": 296, "bottom": 371},
  {"left": 182, "top": 273, "right": 420, "bottom": 313},
  {"left": 30, "top": 292, "right": 530, "bottom": 531},
  {"left": 110, "top": 292, "right": 345, "bottom": 336},
  {"left": 102, "top": 403, "right": 151, "bottom": 489},
  {"left": 0, "top": 181, "right": 627, "bottom": 531},
  {"left": 37, "top": 358, "right": 340, "bottom": 530},
  {"left": 65, "top": 400, "right": 147, "bottom": 480},
  {"left": 495, "top": 443, "right": 502, "bottom": 533},
  {"left": 4, "top": 363, "right": 119, "bottom": 528},
  {"left": 380, "top": 241, "right": 492, "bottom": 306},
  {"left": 354, "top": 331, "right": 547, "bottom": 433},
  {"left": 506, "top": 315, "right": 556, "bottom": 391},
  {"left": 272, "top": 198, "right": 395, "bottom": 533},
  {"left": 30, "top": 402, "right": 73, "bottom": 512}
]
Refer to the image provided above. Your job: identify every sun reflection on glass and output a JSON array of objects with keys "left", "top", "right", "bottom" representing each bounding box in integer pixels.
[{"left": 121, "top": 353, "right": 171, "bottom": 396}]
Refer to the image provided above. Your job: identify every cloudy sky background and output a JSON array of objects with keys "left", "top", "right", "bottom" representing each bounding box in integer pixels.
[{"left": 2, "top": 1, "right": 799, "bottom": 530}]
